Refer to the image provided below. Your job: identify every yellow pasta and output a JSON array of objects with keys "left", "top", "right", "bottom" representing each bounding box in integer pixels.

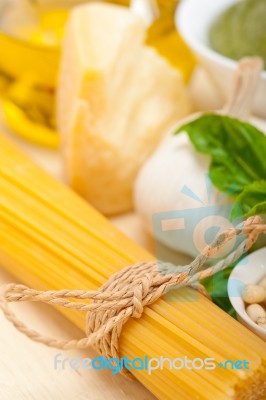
[{"left": 0, "top": 134, "right": 265, "bottom": 400}]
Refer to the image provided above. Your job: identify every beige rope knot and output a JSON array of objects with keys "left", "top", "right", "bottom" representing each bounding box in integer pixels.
[
  {"left": 0, "top": 215, "right": 265, "bottom": 377},
  {"left": 85, "top": 262, "right": 159, "bottom": 364}
]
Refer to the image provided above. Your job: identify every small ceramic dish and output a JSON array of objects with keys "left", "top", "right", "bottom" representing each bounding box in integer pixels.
[
  {"left": 228, "top": 247, "right": 266, "bottom": 341},
  {"left": 176, "top": 0, "right": 266, "bottom": 118}
]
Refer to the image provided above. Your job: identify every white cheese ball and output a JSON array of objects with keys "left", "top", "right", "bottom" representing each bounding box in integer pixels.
[{"left": 134, "top": 132, "right": 234, "bottom": 258}]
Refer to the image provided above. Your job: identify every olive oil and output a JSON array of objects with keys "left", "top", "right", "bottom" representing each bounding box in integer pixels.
[
  {"left": 0, "top": 4, "right": 70, "bottom": 147},
  {"left": 147, "top": 0, "right": 195, "bottom": 82}
]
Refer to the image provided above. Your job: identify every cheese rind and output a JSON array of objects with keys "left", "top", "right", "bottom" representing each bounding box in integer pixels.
[{"left": 57, "top": 3, "right": 191, "bottom": 215}]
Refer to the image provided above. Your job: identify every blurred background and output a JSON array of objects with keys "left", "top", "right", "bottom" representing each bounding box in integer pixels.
[{"left": 0, "top": 0, "right": 195, "bottom": 148}]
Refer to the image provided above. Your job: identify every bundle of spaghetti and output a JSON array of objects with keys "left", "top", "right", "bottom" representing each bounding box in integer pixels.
[{"left": 0, "top": 134, "right": 265, "bottom": 400}]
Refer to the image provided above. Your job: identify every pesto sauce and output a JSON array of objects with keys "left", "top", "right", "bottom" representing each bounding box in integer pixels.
[{"left": 209, "top": 0, "right": 266, "bottom": 68}]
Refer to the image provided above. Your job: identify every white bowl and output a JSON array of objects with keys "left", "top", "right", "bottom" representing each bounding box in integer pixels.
[
  {"left": 176, "top": 0, "right": 266, "bottom": 118},
  {"left": 228, "top": 247, "right": 266, "bottom": 341}
]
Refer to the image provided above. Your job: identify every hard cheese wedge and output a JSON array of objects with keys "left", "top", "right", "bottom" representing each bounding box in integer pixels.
[{"left": 57, "top": 2, "right": 191, "bottom": 215}]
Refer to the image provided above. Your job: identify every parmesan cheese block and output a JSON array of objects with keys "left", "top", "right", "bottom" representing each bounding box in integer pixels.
[{"left": 57, "top": 2, "right": 191, "bottom": 215}]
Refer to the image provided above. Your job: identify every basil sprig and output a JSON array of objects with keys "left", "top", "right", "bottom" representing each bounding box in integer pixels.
[{"left": 176, "top": 114, "right": 266, "bottom": 219}]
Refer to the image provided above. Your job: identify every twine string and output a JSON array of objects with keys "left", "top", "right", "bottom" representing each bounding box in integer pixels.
[{"left": 0, "top": 215, "right": 265, "bottom": 374}]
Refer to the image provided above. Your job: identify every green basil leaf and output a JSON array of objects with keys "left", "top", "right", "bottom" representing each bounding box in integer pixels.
[
  {"left": 201, "top": 265, "right": 237, "bottom": 318},
  {"left": 176, "top": 114, "right": 266, "bottom": 317},
  {"left": 176, "top": 114, "right": 266, "bottom": 195},
  {"left": 231, "top": 180, "right": 266, "bottom": 219}
]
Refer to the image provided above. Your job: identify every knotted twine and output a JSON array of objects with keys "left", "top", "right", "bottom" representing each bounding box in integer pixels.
[{"left": 0, "top": 215, "right": 265, "bottom": 376}]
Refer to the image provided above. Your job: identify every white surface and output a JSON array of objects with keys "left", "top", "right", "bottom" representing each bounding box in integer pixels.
[
  {"left": 228, "top": 248, "right": 266, "bottom": 341},
  {"left": 177, "top": 0, "right": 266, "bottom": 118}
]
